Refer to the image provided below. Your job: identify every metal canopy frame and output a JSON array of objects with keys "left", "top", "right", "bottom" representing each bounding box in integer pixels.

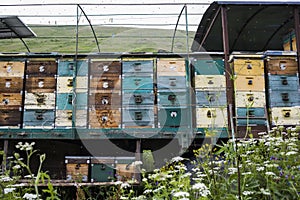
[
  {"left": 0, "top": 16, "right": 36, "bottom": 52},
  {"left": 192, "top": 1, "right": 300, "bottom": 52}
]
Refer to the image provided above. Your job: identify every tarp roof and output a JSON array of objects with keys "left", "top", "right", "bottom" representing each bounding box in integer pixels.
[
  {"left": 191, "top": 1, "right": 300, "bottom": 52},
  {"left": 0, "top": 16, "right": 36, "bottom": 39}
]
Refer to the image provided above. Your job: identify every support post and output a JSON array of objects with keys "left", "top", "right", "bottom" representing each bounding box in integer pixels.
[
  {"left": 294, "top": 7, "right": 300, "bottom": 76},
  {"left": 221, "top": 6, "right": 234, "bottom": 136},
  {"left": 2, "top": 140, "right": 9, "bottom": 172},
  {"left": 135, "top": 140, "right": 141, "bottom": 182}
]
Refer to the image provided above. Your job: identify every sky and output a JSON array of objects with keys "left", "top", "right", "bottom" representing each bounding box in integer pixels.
[{"left": 0, "top": 0, "right": 292, "bottom": 31}]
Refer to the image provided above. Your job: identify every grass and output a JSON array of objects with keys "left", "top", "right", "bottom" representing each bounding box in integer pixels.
[{"left": 0, "top": 25, "right": 196, "bottom": 53}]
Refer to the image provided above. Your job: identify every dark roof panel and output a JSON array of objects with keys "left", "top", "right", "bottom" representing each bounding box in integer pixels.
[
  {"left": 192, "top": 1, "right": 299, "bottom": 52},
  {"left": 0, "top": 16, "right": 36, "bottom": 39}
]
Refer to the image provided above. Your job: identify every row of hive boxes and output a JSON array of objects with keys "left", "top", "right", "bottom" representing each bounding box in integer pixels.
[
  {"left": 85, "top": 106, "right": 190, "bottom": 129},
  {"left": 89, "top": 58, "right": 186, "bottom": 77},
  {"left": 0, "top": 60, "right": 57, "bottom": 77},
  {"left": 231, "top": 54, "right": 298, "bottom": 75},
  {"left": 83, "top": 74, "right": 187, "bottom": 91},
  {"left": 0, "top": 109, "right": 72, "bottom": 128},
  {"left": 65, "top": 156, "right": 137, "bottom": 182}
]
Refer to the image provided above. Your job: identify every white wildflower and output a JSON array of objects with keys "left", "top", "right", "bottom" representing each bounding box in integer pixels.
[
  {"left": 265, "top": 172, "right": 276, "bottom": 176},
  {"left": 23, "top": 193, "right": 39, "bottom": 200},
  {"left": 256, "top": 166, "right": 264, "bottom": 171},
  {"left": 13, "top": 164, "right": 21, "bottom": 170},
  {"left": 228, "top": 167, "right": 238, "bottom": 174},
  {"left": 0, "top": 176, "right": 13, "bottom": 182},
  {"left": 191, "top": 167, "right": 200, "bottom": 172},
  {"left": 142, "top": 178, "right": 147, "bottom": 182},
  {"left": 243, "top": 190, "right": 254, "bottom": 196},
  {"left": 121, "top": 182, "right": 130, "bottom": 189},
  {"left": 192, "top": 183, "right": 207, "bottom": 190},
  {"left": 120, "top": 197, "right": 129, "bottom": 200},
  {"left": 286, "top": 151, "right": 298, "bottom": 156},
  {"left": 153, "top": 186, "right": 165, "bottom": 193},
  {"left": 171, "top": 156, "right": 185, "bottom": 163},
  {"left": 132, "top": 161, "right": 143, "bottom": 166},
  {"left": 192, "top": 183, "right": 210, "bottom": 197},
  {"left": 173, "top": 191, "right": 190, "bottom": 197},
  {"left": 182, "top": 172, "right": 192, "bottom": 178},
  {"left": 4, "top": 187, "right": 16, "bottom": 194},
  {"left": 143, "top": 189, "right": 152, "bottom": 194},
  {"left": 242, "top": 172, "right": 252, "bottom": 175},
  {"left": 260, "top": 188, "right": 271, "bottom": 195},
  {"left": 114, "top": 181, "right": 123, "bottom": 185}
]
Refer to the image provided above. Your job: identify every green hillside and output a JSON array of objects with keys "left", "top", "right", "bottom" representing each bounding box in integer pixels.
[{"left": 0, "top": 25, "right": 196, "bottom": 53}]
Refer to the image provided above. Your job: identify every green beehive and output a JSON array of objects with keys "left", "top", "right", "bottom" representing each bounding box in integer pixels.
[{"left": 91, "top": 157, "right": 115, "bottom": 182}]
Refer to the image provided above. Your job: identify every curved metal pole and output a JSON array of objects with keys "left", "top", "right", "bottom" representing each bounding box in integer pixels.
[
  {"left": 77, "top": 4, "right": 101, "bottom": 53},
  {"left": 19, "top": 37, "right": 31, "bottom": 53},
  {"left": 171, "top": 5, "right": 186, "bottom": 52}
]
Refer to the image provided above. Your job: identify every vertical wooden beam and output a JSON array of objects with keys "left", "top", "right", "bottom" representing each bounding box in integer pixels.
[
  {"left": 221, "top": 6, "right": 234, "bottom": 135},
  {"left": 294, "top": 7, "right": 300, "bottom": 76},
  {"left": 135, "top": 140, "right": 141, "bottom": 182},
  {"left": 2, "top": 140, "right": 9, "bottom": 172}
]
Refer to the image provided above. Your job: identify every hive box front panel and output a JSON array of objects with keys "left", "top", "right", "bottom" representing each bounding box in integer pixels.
[
  {"left": 122, "top": 76, "right": 153, "bottom": 90},
  {"left": 0, "top": 109, "right": 22, "bottom": 127},
  {"left": 24, "top": 92, "right": 55, "bottom": 109},
  {"left": 0, "top": 77, "right": 23, "bottom": 93},
  {"left": 90, "top": 76, "right": 121, "bottom": 91},
  {"left": 122, "top": 90, "right": 154, "bottom": 106},
  {"left": 232, "top": 58, "right": 264, "bottom": 76},
  {"left": 122, "top": 106, "right": 154, "bottom": 128},
  {"left": 26, "top": 59, "right": 57, "bottom": 77},
  {"left": 122, "top": 59, "right": 154, "bottom": 76},
  {"left": 90, "top": 60, "right": 121, "bottom": 76},
  {"left": 57, "top": 60, "right": 75, "bottom": 76},
  {"left": 157, "top": 76, "right": 186, "bottom": 90},
  {"left": 55, "top": 110, "right": 72, "bottom": 127},
  {"left": 196, "top": 107, "right": 228, "bottom": 128},
  {"left": 56, "top": 77, "right": 74, "bottom": 93},
  {"left": 89, "top": 109, "right": 121, "bottom": 128},
  {"left": 23, "top": 109, "right": 55, "bottom": 129},
  {"left": 0, "top": 61, "right": 25, "bottom": 77},
  {"left": 234, "top": 75, "right": 265, "bottom": 91},
  {"left": 235, "top": 91, "right": 266, "bottom": 107},
  {"left": 157, "top": 58, "right": 186, "bottom": 76},
  {"left": 158, "top": 107, "right": 189, "bottom": 128},
  {"left": 267, "top": 75, "right": 299, "bottom": 91},
  {"left": 268, "top": 90, "right": 300, "bottom": 107},
  {"left": 192, "top": 58, "right": 224, "bottom": 75},
  {"left": 195, "top": 90, "right": 227, "bottom": 107},
  {"left": 194, "top": 75, "right": 226, "bottom": 90},
  {"left": 0, "top": 93, "right": 23, "bottom": 109},
  {"left": 25, "top": 77, "right": 56, "bottom": 93},
  {"left": 89, "top": 92, "right": 121, "bottom": 109},
  {"left": 266, "top": 56, "right": 298, "bottom": 75},
  {"left": 270, "top": 107, "right": 300, "bottom": 125}
]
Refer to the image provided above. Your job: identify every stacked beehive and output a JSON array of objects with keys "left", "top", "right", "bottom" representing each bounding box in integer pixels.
[
  {"left": 89, "top": 59, "right": 121, "bottom": 128},
  {"left": 265, "top": 51, "right": 300, "bottom": 126},
  {"left": 74, "top": 59, "right": 89, "bottom": 128},
  {"left": 55, "top": 59, "right": 74, "bottom": 128},
  {"left": 23, "top": 59, "right": 57, "bottom": 129},
  {"left": 157, "top": 58, "right": 189, "bottom": 129},
  {"left": 193, "top": 57, "right": 228, "bottom": 136},
  {"left": 0, "top": 59, "right": 25, "bottom": 128},
  {"left": 231, "top": 54, "right": 267, "bottom": 128},
  {"left": 122, "top": 58, "right": 154, "bottom": 128}
]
